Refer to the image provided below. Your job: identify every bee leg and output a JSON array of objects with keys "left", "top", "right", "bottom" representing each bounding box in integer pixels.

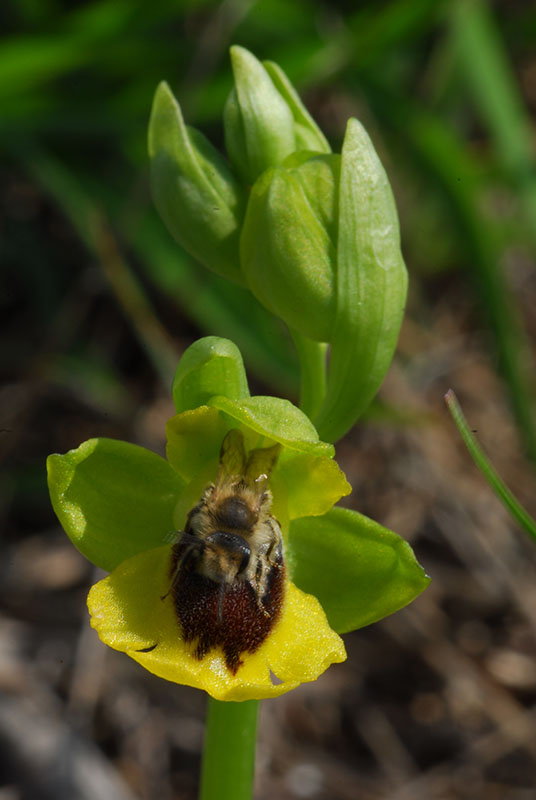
[
  {"left": 161, "top": 543, "right": 200, "bottom": 601},
  {"left": 252, "top": 558, "right": 271, "bottom": 618},
  {"left": 161, "top": 560, "right": 181, "bottom": 601},
  {"left": 265, "top": 532, "right": 284, "bottom": 569}
]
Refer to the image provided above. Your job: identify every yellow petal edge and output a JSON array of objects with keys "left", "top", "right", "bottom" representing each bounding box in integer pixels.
[{"left": 87, "top": 546, "right": 346, "bottom": 701}]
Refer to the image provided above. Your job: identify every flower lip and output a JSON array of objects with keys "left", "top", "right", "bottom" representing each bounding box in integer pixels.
[
  {"left": 85, "top": 425, "right": 347, "bottom": 699},
  {"left": 88, "top": 545, "right": 346, "bottom": 701}
]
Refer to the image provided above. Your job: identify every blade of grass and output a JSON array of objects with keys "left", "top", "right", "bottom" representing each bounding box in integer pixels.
[
  {"left": 445, "top": 390, "right": 536, "bottom": 543},
  {"left": 362, "top": 81, "right": 536, "bottom": 463},
  {"left": 449, "top": 0, "right": 536, "bottom": 235}
]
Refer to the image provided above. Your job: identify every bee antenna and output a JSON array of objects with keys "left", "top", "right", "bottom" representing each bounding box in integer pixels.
[{"left": 179, "top": 531, "right": 201, "bottom": 546}]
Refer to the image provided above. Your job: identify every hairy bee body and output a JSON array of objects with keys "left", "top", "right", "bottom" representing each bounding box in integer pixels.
[{"left": 169, "top": 431, "right": 285, "bottom": 673}]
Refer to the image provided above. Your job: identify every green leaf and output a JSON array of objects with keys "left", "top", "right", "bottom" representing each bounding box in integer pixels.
[
  {"left": 315, "top": 118, "right": 408, "bottom": 442},
  {"left": 47, "top": 438, "right": 184, "bottom": 571},
  {"left": 288, "top": 507, "right": 430, "bottom": 634},
  {"left": 208, "top": 395, "right": 334, "bottom": 458},
  {"left": 148, "top": 81, "right": 245, "bottom": 284},
  {"left": 172, "top": 337, "right": 250, "bottom": 414}
]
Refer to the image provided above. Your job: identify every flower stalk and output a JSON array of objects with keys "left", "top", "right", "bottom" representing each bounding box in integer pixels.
[{"left": 200, "top": 699, "right": 259, "bottom": 800}]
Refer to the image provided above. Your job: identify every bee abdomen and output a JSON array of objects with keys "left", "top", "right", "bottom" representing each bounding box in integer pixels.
[{"left": 172, "top": 561, "right": 286, "bottom": 674}]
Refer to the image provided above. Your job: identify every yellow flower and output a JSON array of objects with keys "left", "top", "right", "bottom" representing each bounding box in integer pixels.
[
  {"left": 47, "top": 338, "right": 429, "bottom": 701},
  {"left": 49, "top": 399, "right": 349, "bottom": 701}
]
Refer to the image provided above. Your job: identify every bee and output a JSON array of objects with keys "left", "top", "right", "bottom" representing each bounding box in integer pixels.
[{"left": 168, "top": 429, "right": 285, "bottom": 674}]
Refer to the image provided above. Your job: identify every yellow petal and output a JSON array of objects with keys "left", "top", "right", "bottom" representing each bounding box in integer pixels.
[{"left": 87, "top": 546, "right": 346, "bottom": 701}]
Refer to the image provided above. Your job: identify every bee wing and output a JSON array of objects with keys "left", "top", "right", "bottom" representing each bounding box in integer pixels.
[
  {"left": 218, "top": 429, "right": 247, "bottom": 482},
  {"left": 245, "top": 442, "right": 281, "bottom": 488}
]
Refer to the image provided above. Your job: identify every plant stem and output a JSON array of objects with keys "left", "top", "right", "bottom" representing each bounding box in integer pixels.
[
  {"left": 290, "top": 329, "right": 328, "bottom": 422},
  {"left": 199, "top": 698, "right": 259, "bottom": 800}
]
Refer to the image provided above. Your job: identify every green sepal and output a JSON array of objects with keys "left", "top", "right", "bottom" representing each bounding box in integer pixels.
[
  {"left": 288, "top": 507, "right": 430, "bottom": 634},
  {"left": 148, "top": 81, "right": 245, "bottom": 284},
  {"left": 172, "top": 337, "right": 250, "bottom": 413},
  {"left": 276, "top": 454, "right": 350, "bottom": 519},
  {"left": 165, "top": 404, "right": 347, "bottom": 534},
  {"left": 224, "top": 46, "right": 296, "bottom": 185},
  {"left": 166, "top": 407, "right": 227, "bottom": 486},
  {"left": 315, "top": 118, "right": 408, "bottom": 442},
  {"left": 240, "top": 154, "right": 340, "bottom": 342},
  {"left": 47, "top": 438, "right": 184, "bottom": 572},
  {"left": 208, "top": 394, "right": 334, "bottom": 458},
  {"left": 262, "top": 60, "right": 331, "bottom": 154},
  {"left": 166, "top": 394, "right": 335, "bottom": 482}
]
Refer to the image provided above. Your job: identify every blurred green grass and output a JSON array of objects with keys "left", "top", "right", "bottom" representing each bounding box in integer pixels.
[{"left": 2, "top": 0, "right": 535, "bottom": 457}]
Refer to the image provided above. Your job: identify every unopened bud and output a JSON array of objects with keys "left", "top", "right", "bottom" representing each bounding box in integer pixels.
[{"left": 149, "top": 81, "right": 245, "bottom": 284}]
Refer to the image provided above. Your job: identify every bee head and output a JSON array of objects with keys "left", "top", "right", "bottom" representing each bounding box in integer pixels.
[{"left": 202, "top": 530, "right": 251, "bottom": 583}]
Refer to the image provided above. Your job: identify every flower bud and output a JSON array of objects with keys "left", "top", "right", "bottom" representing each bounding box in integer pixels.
[
  {"left": 240, "top": 153, "right": 340, "bottom": 342},
  {"left": 315, "top": 118, "right": 408, "bottom": 442},
  {"left": 241, "top": 117, "right": 408, "bottom": 440},
  {"left": 149, "top": 81, "right": 245, "bottom": 285},
  {"left": 262, "top": 59, "right": 330, "bottom": 154},
  {"left": 224, "top": 46, "right": 330, "bottom": 186}
]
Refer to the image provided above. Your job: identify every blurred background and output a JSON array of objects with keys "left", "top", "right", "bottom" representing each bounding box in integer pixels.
[{"left": 2, "top": 0, "right": 536, "bottom": 798}]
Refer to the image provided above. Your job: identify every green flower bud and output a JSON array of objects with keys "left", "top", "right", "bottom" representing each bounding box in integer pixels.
[
  {"left": 148, "top": 49, "right": 407, "bottom": 442},
  {"left": 315, "top": 118, "right": 409, "bottom": 442},
  {"left": 262, "top": 59, "right": 331, "bottom": 154},
  {"left": 149, "top": 81, "right": 245, "bottom": 285},
  {"left": 224, "top": 46, "right": 330, "bottom": 185},
  {"left": 240, "top": 153, "right": 340, "bottom": 342},
  {"left": 241, "top": 118, "right": 408, "bottom": 440}
]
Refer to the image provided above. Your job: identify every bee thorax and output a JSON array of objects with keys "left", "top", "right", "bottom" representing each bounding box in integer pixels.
[{"left": 214, "top": 494, "right": 258, "bottom": 530}]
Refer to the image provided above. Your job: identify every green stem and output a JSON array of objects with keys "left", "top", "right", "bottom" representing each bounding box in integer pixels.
[
  {"left": 290, "top": 329, "right": 328, "bottom": 422},
  {"left": 200, "top": 698, "right": 259, "bottom": 800},
  {"left": 445, "top": 390, "right": 536, "bottom": 543}
]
